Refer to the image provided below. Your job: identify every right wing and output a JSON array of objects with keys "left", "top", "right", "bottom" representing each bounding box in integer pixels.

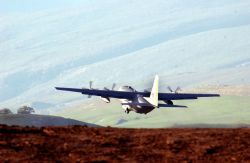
[{"left": 157, "top": 92, "right": 220, "bottom": 100}]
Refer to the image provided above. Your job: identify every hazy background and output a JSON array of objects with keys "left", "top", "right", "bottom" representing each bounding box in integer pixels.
[{"left": 0, "top": 0, "right": 250, "bottom": 127}]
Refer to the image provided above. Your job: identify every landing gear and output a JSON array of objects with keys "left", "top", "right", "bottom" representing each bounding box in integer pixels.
[
  {"left": 166, "top": 100, "right": 173, "bottom": 105},
  {"left": 125, "top": 108, "right": 130, "bottom": 114}
]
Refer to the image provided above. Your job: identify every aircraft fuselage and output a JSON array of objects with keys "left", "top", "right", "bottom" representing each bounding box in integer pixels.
[{"left": 118, "top": 86, "right": 155, "bottom": 114}]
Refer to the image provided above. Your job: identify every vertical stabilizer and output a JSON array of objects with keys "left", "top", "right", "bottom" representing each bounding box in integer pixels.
[{"left": 145, "top": 75, "right": 159, "bottom": 107}]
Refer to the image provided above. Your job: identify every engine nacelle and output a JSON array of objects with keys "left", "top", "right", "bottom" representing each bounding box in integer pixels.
[
  {"left": 100, "top": 97, "right": 110, "bottom": 103},
  {"left": 163, "top": 100, "right": 173, "bottom": 105}
]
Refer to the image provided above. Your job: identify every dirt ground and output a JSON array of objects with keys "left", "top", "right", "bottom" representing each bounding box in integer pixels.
[{"left": 0, "top": 125, "right": 250, "bottom": 162}]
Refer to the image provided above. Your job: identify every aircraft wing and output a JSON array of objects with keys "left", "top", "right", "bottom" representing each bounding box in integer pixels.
[
  {"left": 55, "top": 87, "right": 137, "bottom": 100},
  {"left": 55, "top": 87, "right": 220, "bottom": 100},
  {"left": 157, "top": 92, "right": 220, "bottom": 100}
]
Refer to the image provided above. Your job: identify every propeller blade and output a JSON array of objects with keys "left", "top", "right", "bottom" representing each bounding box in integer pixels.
[
  {"left": 167, "top": 86, "right": 173, "bottom": 93},
  {"left": 112, "top": 83, "right": 116, "bottom": 90},
  {"left": 104, "top": 87, "right": 109, "bottom": 90},
  {"left": 175, "top": 87, "right": 182, "bottom": 93},
  {"left": 89, "top": 81, "right": 93, "bottom": 89}
]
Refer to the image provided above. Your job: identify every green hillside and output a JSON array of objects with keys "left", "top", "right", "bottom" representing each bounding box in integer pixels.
[
  {"left": 0, "top": 114, "right": 101, "bottom": 127},
  {"left": 56, "top": 96, "right": 250, "bottom": 128}
]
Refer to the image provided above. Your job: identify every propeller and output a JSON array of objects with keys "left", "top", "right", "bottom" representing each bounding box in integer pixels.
[
  {"left": 175, "top": 86, "right": 182, "bottom": 93},
  {"left": 104, "top": 83, "right": 116, "bottom": 91},
  {"left": 88, "top": 81, "right": 93, "bottom": 98},
  {"left": 81, "top": 81, "right": 94, "bottom": 89},
  {"left": 111, "top": 83, "right": 116, "bottom": 90},
  {"left": 167, "top": 86, "right": 182, "bottom": 93},
  {"left": 89, "top": 81, "right": 93, "bottom": 89},
  {"left": 167, "top": 86, "right": 174, "bottom": 93}
]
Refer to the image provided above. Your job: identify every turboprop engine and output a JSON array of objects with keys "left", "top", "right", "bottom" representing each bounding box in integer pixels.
[
  {"left": 100, "top": 97, "right": 110, "bottom": 103},
  {"left": 163, "top": 100, "right": 173, "bottom": 105}
]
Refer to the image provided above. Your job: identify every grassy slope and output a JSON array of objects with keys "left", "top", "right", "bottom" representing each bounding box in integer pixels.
[
  {"left": 0, "top": 114, "right": 101, "bottom": 127},
  {"left": 56, "top": 95, "right": 250, "bottom": 128}
]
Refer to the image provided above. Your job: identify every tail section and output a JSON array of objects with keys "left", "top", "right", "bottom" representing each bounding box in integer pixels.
[{"left": 145, "top": 75, "right": 159, "bottom": 107}]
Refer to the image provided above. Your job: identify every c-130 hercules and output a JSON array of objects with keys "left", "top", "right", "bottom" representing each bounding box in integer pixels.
[{"left": 56, "top": 75, "right": 220, "bottom": 114}]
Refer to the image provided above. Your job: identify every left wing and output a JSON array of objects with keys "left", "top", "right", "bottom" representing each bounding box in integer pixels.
[{"left": 55, "top": 87, "right": 138, "bottom": 100}]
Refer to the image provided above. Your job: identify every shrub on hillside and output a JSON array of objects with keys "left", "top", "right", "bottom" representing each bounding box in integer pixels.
[
  {"left": 17, "top": 106, "right": 35, "bottom": 114},
  {"left": 0, "top": 108, "right": 13, "bottom": 114}
]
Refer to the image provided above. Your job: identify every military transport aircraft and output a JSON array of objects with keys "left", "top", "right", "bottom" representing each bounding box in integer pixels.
[{"left": 55, "top": 75, "right": 220, "bottom": 114}]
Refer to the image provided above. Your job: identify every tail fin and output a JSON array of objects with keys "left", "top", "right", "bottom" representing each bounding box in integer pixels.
[{"left": 145, "top": 75, "right": 159, "bottom": 107}]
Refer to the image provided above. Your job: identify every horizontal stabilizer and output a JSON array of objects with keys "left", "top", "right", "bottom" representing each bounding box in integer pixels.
[
  {"left": 121, "top": 103, "right": 152, "bottom": 107},
  {"left": 158, "top": 104, "right": 187, "bottom": 108}
]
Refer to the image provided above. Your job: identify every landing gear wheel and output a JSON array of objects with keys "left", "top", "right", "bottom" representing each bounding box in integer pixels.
[
  {"left": 167, "top": 100, "right": 173, "bottom": 105},
  {"left": 125, "top": 108, "right": 130, "bottom": 114}
]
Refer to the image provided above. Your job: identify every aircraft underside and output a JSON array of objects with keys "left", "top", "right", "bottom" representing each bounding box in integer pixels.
[
  {"left": 123, "top": 105, "right": 155, "bottom": 114},
  {"left": 120, "top": 98, "right": 155, "bottom": 114}
]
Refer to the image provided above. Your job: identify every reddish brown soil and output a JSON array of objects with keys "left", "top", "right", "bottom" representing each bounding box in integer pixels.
[{"left": 0, "top": 125, "right": 250, "bottom": 162}]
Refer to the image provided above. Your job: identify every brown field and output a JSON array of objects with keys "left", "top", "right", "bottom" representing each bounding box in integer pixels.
[{"left": 0, "top": 125, "right": 250, "bottom": 162}]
